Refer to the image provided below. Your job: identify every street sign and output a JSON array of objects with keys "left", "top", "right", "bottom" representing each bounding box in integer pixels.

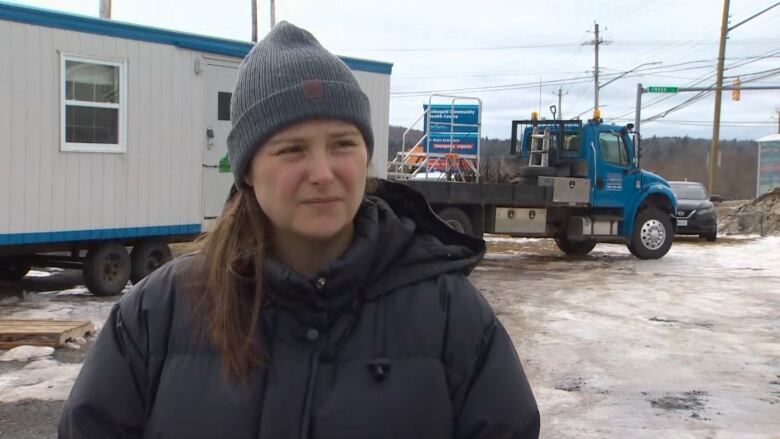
[{"left": 647, "top": 86, "right": 679, "bottom": 93}]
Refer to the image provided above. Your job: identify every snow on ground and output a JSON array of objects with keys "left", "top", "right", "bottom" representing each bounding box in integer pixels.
[
  {"left": 474, "top": 235, "right": 780, "bottom": 437},
  {"left": 0, "top": 290, "right": 115, "bottom": 402},
  {"left": 0, "top": 346, "right": 54, "bottom": 362},
  {"left": 0, "top": 359, "right": 82, "bottom": 402}
]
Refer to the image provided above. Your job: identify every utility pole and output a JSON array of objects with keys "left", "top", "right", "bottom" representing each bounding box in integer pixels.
[
  {"left": 594, "top": 23, "right": 600, "bottom": 111},
  {"left": 99, "top": 0, "right": 111, "bottom": 19},
  {"left": 584, "top": 22, "right": 609, "bottom": 112},
  {"left": 709, "top": 0, "right": 730, "bottom": 195},
  {"left": 554, "top": 88, "right": 567, "bottom": 119},
  {"left": 538, "top": 78, "right": 542, "bottom": 116},
  {"left": 270, "top": 0, "right": 276, "bottom": 27},
  {"left": 251, "top": 0, "right": 258, "bottom": 42}
]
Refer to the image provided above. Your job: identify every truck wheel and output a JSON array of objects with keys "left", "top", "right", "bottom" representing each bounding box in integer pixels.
[
  {"left": 83, "top": 242, "right": 131, "bottom": 296},
  {"left": 130, "top": 240, "right": 172, "bottom": 284},
  {"left": 627, "top": 208, "right": 673, "bottom": 259},
  {"left": 702, "top": 231, "right": 717, "bottom": 242},
  {"left": 436, "top": 207, "right": 473, "bottom": 236},
  {"left": 0, "top": 258, "right": 32, "bottom": 281},
  {"left": 554, "top": 236, "right": 597, "bottom": 256}
]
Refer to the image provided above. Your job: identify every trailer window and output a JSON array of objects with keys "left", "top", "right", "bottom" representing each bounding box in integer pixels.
[
  {"left": 218, "top": 92, "right": 232, "bottom": 121},
  {"left": 598, "top": 132, "right": 629, "bottom": 166},
  {"left": 61, "top": 55, "right": 126, "bottom": 153}
]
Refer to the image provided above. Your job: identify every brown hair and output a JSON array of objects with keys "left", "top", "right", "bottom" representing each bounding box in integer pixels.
[{"left": 190, "top": 188, "right": 268, "bottom": 379}]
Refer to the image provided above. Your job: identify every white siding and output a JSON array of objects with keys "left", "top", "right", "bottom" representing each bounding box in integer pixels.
[
  {"left": 0, "top": 20, "right": 209, "bottom": 236},
  {"left": 353, "top": 70, "right": 391, "bottom": 178},
  {"left": 0, "top": 20, "right": 12, "bottom": 235}
]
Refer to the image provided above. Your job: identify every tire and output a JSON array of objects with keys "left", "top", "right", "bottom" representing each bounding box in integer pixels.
[
  {"left": 83, "top": 241, "right": 131, "bottom": 296},
  {"left": 554, "top": 236, "right": 597, "bottom": 256},
  {"left": 516, "top": 166, "right": 557, "bottom": 178},
  {"left": 702, "top": 231, "right": 717, "bottom": 242},
  {"left": 627, "top": 208, "right": 673, "bottom": 259},
  {"left": 130, "top": 240, "right": 172, "bottom": 284},
  {"left": 0, "top": 258, "right": 32, "bottom": 281},
  {"left": 436, "top": 207, "right": 473, "bottom": 236}
]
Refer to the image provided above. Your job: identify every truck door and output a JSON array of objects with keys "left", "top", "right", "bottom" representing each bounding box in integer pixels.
[{"left": 591, "top": 130, "right": 638, "bottom": 208}]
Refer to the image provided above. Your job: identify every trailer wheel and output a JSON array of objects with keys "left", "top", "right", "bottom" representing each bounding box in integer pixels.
[
  {"left": 130, "top": 240, "right": 172, "bottom": 284},
  {"left": 83, "top": 242, "right": 131, "bottom": 296},
  {"left": 0, "top": 258, "right": 32, "bottom": 281},
  {"left": 627, "top": 208, "right": 673, "bottom": 259},
  {"left": 436, "top": 207, "right": 473, "bottom": 236},
  {"left": 554, "top": 236, "right": 597, "bottom": 256}
]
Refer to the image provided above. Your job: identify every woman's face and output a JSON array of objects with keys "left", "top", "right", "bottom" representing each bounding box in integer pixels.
[{"left": 247, "top": 119, "right": 369, "bottom": 243}]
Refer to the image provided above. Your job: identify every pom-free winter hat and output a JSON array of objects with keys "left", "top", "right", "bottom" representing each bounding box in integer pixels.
[{"left": 227, "top": 21, "right": 374, "bottom": 188}]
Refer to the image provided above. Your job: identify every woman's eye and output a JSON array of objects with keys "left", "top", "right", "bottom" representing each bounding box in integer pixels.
[
  {"left": 335, "top": 140, "right": 357, "bottom": 149},
  {"left": 275, "top": 145, "right": 303, "bottom": 155}
]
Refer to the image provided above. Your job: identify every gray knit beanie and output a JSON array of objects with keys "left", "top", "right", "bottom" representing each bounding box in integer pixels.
[{"left": 227, "top": 21, "right": 374, "bottom": 188}]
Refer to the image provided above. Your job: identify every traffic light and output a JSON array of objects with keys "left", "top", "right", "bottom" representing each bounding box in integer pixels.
[{"left": 732, "top": 78, "right": 741, "bottom": 101}]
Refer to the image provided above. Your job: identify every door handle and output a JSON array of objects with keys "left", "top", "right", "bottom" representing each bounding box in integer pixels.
[{"left": 206, "top": 128, "right": 215, "bottom": 150}]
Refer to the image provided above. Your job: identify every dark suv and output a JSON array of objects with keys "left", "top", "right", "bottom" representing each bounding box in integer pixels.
[{"left": 669, "top": 181, "right": 718, "bottom": 241}]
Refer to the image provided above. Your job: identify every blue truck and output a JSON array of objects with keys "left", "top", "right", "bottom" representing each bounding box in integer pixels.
[{"left": 393, "top": 114, "right": 678, "bottom": 259}]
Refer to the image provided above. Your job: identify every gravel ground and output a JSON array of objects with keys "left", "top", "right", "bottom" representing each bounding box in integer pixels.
[{"left": 1, "top": 236, "right": 779, "bottom": 438}]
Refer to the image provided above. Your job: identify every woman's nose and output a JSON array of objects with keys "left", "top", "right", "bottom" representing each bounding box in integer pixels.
[{"left": 307, "top": 149, "right": 335, "bottom": 185}]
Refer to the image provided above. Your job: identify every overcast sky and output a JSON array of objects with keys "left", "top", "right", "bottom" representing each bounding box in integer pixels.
[{"left": 11, "top": 0, "right": 780, "bottom": 140}]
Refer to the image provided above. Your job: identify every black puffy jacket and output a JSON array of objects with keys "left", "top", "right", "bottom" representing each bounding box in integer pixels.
[{"left": 59, "top": 180, "right": 539, "bottom": 439}]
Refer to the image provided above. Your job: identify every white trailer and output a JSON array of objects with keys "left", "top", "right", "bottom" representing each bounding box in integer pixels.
[{"left": 0, "top": 3, "right": 392, "bottom": 295}]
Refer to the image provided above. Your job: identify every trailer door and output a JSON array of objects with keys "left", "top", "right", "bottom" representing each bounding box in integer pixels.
[{"left": 202, "top": 61, "right": 239, "bottom": 231}]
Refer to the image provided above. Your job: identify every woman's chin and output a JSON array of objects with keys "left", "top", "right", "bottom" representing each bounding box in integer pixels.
[{"left": 293, "top": 221, "right": 351, "bottom": 243}]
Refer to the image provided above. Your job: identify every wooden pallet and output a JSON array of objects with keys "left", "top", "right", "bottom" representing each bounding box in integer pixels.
[{"left": 0, "top": 319, "right": 95, "bottom": 349}]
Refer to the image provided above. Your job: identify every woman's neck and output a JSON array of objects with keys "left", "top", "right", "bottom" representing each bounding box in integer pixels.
[{"left": 270, "top": 224, "right": 355, "bottom": 278}]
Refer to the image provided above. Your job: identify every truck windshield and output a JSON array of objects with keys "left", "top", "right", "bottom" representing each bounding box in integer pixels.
[{"left": 670, "top": 184, "right": 708, "bottom": 200}]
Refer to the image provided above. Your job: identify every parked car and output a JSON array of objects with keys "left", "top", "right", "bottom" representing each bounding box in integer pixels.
[{"left": 669, "top": 181, "right": 719, "bottom": 242}]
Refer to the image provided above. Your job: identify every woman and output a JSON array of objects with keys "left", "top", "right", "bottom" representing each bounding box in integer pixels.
[{"left": 59, "top": 22, "right": 539, "bottom": 439}]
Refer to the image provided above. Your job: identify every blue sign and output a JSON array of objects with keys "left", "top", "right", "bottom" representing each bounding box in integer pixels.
[
  {"left": 424, "top": 104, "right": 480, "bottom": 134},
  {"left": 427, "top": 132, "right": 479, "bottom": 156}
]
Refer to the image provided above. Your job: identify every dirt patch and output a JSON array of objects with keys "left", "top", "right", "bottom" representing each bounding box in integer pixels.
[
  {"left": 554, "top": 376, "right": 586, "bottom": 392},
  {"left": 718, "top": 188, "right": 780, "bottom": 236},
  {"left": 648, "top": 316, "right": 714, "bottom": 329},
  {"left": 649, "top": 390, "right": 709, "bottom": 418}
]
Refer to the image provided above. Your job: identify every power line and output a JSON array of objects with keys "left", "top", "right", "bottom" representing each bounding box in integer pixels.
[
  {"left": 336, "top": 39, "right": 779, "bottom": 53},
  {"left": 606, "top": 48, "right": 780, "bottom": 119}
]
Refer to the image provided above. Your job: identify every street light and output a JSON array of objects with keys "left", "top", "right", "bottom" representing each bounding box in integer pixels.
[{"left": 599, "top": 61, "right": 662, "bottom": 90}]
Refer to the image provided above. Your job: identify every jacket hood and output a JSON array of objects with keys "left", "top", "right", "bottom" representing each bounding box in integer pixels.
[{"left": 263, "top": 179, "right": 485, "bottom": 315}]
